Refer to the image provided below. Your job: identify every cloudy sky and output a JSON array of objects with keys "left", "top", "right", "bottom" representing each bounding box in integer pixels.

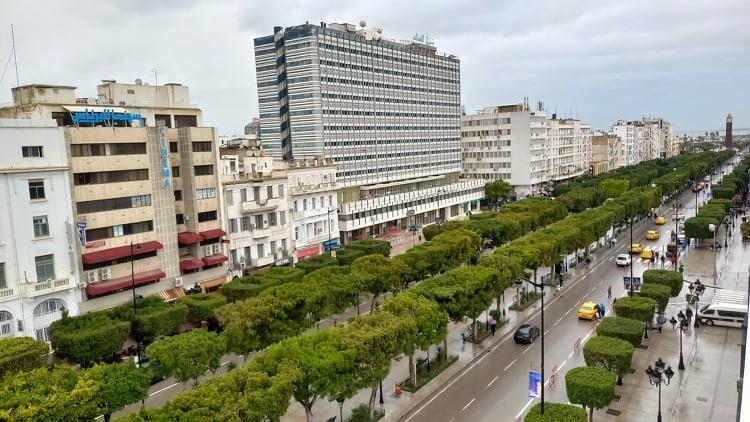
[{"left": 1, "top": 0, "right": 748, "bottom": 134}]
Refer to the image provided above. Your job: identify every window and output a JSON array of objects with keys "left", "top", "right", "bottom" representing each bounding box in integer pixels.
[
  {"left": 176, "top": 214, "right": 184, "bottom": 225},
  {"left": 293, "top": 200, "right": 298, "bottom": 212},
  {"left": 253, "top": 187, "right": 260, "bottom": 201},
  {"left": 172, "top": 166, "right": 180, "bottom": 177},
  {"left": 29, "top": 180, "right": 45, "bottom": 200},
  {"left": 194, "top": 165, "right": 214, "bottom": 176},
  {"left": 240, "top": 189, "right": 247, "bottom": 202},
  {"left": 256, "top": 244, "right": 264, "bottom": 258},
  {"left": 280, "top": 211, "right": 286, "bottom": 225},
  {"left": 254, "top": 215, "right": 263, "bottom": 228},
  {"left": 74, "top": 169, "right": 148, "bottom": 185},
  {"left": 86, "top": 220, "right": 153, "bottom": 241},
  {"left": 228, "top": 218, "right": 238, "bottom": 233},
  {"left": 241, "top": 216, "right": 250, "bottom": 231},
  {"left": 278, "top": 185, "right": 285, "bottom": 198},
  {"left": 268, "top": 212, "right": 278, "bottom": 226},
  {"left": 33, "top": 299, "right": 66, "bottom": 317},
  {"left": 270, "top": 240, "right": 277, "bottom": 254},
  {"left": 169, "top": 142, "right": 178, "bottom": 153},
  {"left": 0, "top": 311, "right": 12, "bottom": 337},
  {"left": 198, "top": 210, "right": 217, "bottom": 222},
  {"left": 267, "top": 186, "right": 273, "bottom": 199},
  {"left": 303, "top": 199, "right": 308, "bottom": 211},
  {"left": 0, "top": 263, "right": 5, "bottom": 289},
  {"left": 22, "top": 146, "right": 43, "bottom": 158},
  {"left": 192, "top": 142, "right": 212, "bottom": 152},
  {"left": 174, "top": 190, "right": 182, "bottom": 201},
  {"left": 77, "top": 195, "right": 152, "bottom": 214},
  {"left": 33, "top": 216, "right": 49, "bottom": 238},
  {"left": 196, "top": 187, "right": 216, "bottom": 199},
  {"left": 294, "top": 226, "right": 300, "bottom": 240},
  {"left": 35, "top": 254, "right": 55, "bottom": 281}
]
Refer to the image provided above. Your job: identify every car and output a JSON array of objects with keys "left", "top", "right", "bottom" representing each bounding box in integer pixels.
[
  {"left": 513, "top": 324, "right": 540, "bottom": 343},
  {"left": 615, "top": 254, "right": 631, "bottom": 266},
  {"left": 640, "top": 247, "right": 654, "bottom": 259},
  {"left": 577, "top": 301, "right": 598, "bottom": 320},
  {"left": 646, "top": 230, "right": 660, "bottom": 240},
  {"left": 672, "top": 214, "right": 685, "bottom": 222},
  {"left": 655, "top": 216, "right": 667, "bottom": 225},
  {"left": 629, "top": 243, "right": 643, "bottom": 254}
]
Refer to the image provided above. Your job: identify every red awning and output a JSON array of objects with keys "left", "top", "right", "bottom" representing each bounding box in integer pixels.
[
  {"left": 82, "top": 241, "right": 163, "bottom": 265},
  {"left": 297, "top": 245, "right": 321, "bottom": 259},
  {"left": 180, "top": 257, "right": 204, "bottom": 271},
  {"left": 85, "top": 269, "right": 166, "bottom": 298},
  {"left": 178, "top": 231, "right": 202, "bottom": 245},
  {"left": 202, "top": 254, "right": 228, "bottom": 266},
  {"left": 200, "top": 228, "right": 226, "bottom": 241}
]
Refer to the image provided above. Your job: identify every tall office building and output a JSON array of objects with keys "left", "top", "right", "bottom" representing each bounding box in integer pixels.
[{"left": 254, "top": 22, "right": 482, "bottom": 242}]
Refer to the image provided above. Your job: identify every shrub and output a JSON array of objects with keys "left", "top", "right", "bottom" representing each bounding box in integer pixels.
[
  {"left": 643, "top": 269, "right": 684, "bottom": 297},
  {"left": 741, "top": 222, "right": 750, "bottom": 239},
  {"left": 583, "top": 335, "right": 634, "bottom": 384},
  {"left": 335, "top": 248, "right": 365, "bottom": 266},
  {"left": 713, "top": 187, "right": 735, "bottom": 199},
  {"left": 111, "top": 297, "right": 188, "bottom": 344},
  {"left": 524, "top": 402, "right": 587, "bottom": 422},
  {"left": 684, "top": 216, "right": 720, "bottom": 239},
  {"left": 49, "top": 312, "right": 130, "bottom": 365},
  {"left": 639, "top": 283, "right": 671, "bottom": 313},
  {"left": 614, "top": 296, "right": 657, "bottom": 325},
  {"left": 260, "top": 266, "right": 305, "bottom": 284},
  {"left": 595, "top": 316, "right": 644, "bottom": 347},
  {"left": 0, "top": 337, "right": 49, "bottom": 377},
  {"left": 220, "top": 275, "right": 284, "bottom": 302},
  {"left": 565, "top": 366, "right": 616, "bottom": 421},
  {"left": 178, "top": 293, "right": 228, "bottom": 323},
  {"left": 294, "top": 254, "right": 338, "bottom": 274},
  {"left": 345, "top": 239, "right": 392, "bottom": 257}
]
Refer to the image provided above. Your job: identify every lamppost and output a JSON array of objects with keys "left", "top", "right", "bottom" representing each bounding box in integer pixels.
[
  {"left": 688, "top": 280, "right": 705, "bottom": 328},
  {"left": 524, "top": 276, "right": 546, "bottom": 414},
  {"left": 669, "top": 314, "right": 688, "bottom": 370},
  {"left": 724, "top": 220, "right": 730, "bottom": 248},
  {"left": 645, "top": 358, "right": 675, "bottom": 422},
  {"left": 327, "top": 207, "right": 335, "bottom": 257},
  {"left": 709, "top": 224, "right": 718, "bottom": 283},
  {"left": 672, "top": 200, "right": 680, "bottom": 271},
  {"left": 407, "top": 209, "right": 416, "bottom": 247},
  {"left": 619, "top": 217, "right": 635, "bottom": 296},
  {"left": 379, "top": 380, "right": 384, "bottom": 406},
  {"left": 130, "top": 242, "right": 143, "bottom": 366},
  {"left": 336, "top": 396, "right": 345, "bottom": 422}
]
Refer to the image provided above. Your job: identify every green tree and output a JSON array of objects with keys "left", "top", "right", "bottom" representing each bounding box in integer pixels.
[
  {"left": 81, "top": 361, "right": 151, "bottom": 422},
  {"left": 595, "top": 316, "right": 644, "bottom": 347},
  {"left": 294, "top": 254, "right": 338, "bottom": 273},
  {"left": 478, "top": 252, "right": 524, "bottom": 316},
  {"left": 524, "top": 402, "right": 587, "bottom": 422},
  {"left": 346, "top": 239, "right": 392, "bottom": 257},
  {"left": 583, "top": 336, "right": 634, "bottom": 385},
  {"left": 351, "top": 254, "right": 408, "bottom": 311},
  {"left": 49, "top": 312, "right": 130, "bottom": 366},
  {"left": 614, "top": 296, "right": 657, "bottom": 327},
  {"left": 0, "top": 365, "right": 99, "bottom": 421},
  {"left": 684, "top": 216, "right": 720, "bottom": 239},
  {"left": 485, "top": 180, "right": 513, "bottom": 209},
  {"left": 145, "top": 329, "right": 226, "bottom": 387},
  {"left": 0, "top": 336, "right": 49, "bottom": 378},
  {"left": 639, "top": 283, "right": 671, "bottom": 313},
  {"left": 110, "top": 297, "right": 188, "bottom": 344},
  {"left": 565, "top": 366, "right": 616, "bottom": 422},
  {"left": 178, "top": 292, "right": 227, "bottom": 323},
  {"left": 599, "top": 178, "right": 629, "bottom": 198},
  {"left": 642, "top": 269, "right": 684, "bottom": 297}
]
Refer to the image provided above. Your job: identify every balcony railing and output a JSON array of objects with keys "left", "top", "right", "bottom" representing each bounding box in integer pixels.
[
  {"left": 22, "top": 277, "right": 74, "bottom": 298},
  {"left": 0, "top": 287, "right": 15, "bottom": 300},
  {"left": 240, "top": 198, "right": 280, "bottom": 213}
]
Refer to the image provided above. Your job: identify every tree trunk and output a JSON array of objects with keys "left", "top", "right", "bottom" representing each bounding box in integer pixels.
[
  {"left": 589, "top": 405, "right": 594, "bottom": 422},
  {"left": 443, "top": 336, "right": 448, "bottom": 358},
  {"left": 617, "top": 375, "right": 623, "bottom": 385},
  {"left": 104, "top": 414, "right": 111, "bottom": 422},
  {"left": 356, "top": 291, "right": 361, "bottom": 315},
  {"left": 496, "top": 294, "right": 502, "bottom": 315},
  {"left": 368, "top": 385, "right": 379, "bottom": 417},
  {"left": 472, "top": 317, "right": 478, "bottom": 342},
  {"left": 533, "top": 269, "right": 538, "bottom": 293},
  {"left": 370, "top": 293, "right": 379, "bottom": 313},
  {"left": 405, "top": 353, "right": 416, "bottom": 387},
  {"left": 305, "top": 404, "right": 314, "bottom": 422}
]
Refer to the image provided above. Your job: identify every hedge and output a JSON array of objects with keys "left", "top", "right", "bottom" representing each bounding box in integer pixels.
[
  {"left": 49, "top": 313, "right": 130, "bottom": 365},
  {"left": 613, "top": 296, "right": 657, "bottom": 325},
  {"left": 565, "top": 366, "right": 616, "bottom": 419},
  {"left": 178, "top": 293, "right": 228, "bottom": 323},
  {"left": 345, "top": 239, "right": 392, "bottom": 257},
  {"left": 643, "top": 269, "right": 684, "bottom": 297},
  {"left": 684, "top": 216, "right": 720, "bottom": 239},
  {"left": 111, "top": 297, "right": 188, "bottom": 344},
  {"left": 595, "top": 316, "right": 644, "bottom": 347},
  {"left": 335, "top": 248, "right": 366, "bottom": 266},
  {"left": 260, "top": 267, "right": 305, "bottom": 284},
  {"left": 713, "top": 187, "right": 735, "bottom": 199},
  {"left": 294, "top": 254, "right": 338, "bottom": 274},
  {"left": 583, "top": 335, "right": 634, "bottom": 381},
  {"left": 639, "top": 283, "right": 671, "bottom": 313},
  {"left": 524, "top": 402, "right": 587, "bottom": 422},
  {"left": 220, "top": 275, "right": 288, "bottom": 302},
  {"left": 0, "top": 337, "right": 49, "bottom": 377}
]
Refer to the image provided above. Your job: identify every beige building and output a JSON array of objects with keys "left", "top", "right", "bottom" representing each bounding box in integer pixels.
[
  {"left": 0, "top": 80, "right": 225, "bottom": 311},
  {"left": 591, "top": 134, "right": 609, "bottom": 176}
]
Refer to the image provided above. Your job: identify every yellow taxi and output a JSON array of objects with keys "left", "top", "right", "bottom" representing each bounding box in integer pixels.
[
  {"left": 646, "top": 230, "right": 660, "bottom": 240},
  {"left": 577, "top": 301, "right": 598, "bottom": 320},
  {"left": 629, "top": 243, "right": 643, "bottom": 254},
  {"left": 655, "top": 216, "right": 667, "bottom": 225},
  {"left": 640, "top": 247, "right": 654, "bottom": 260}
]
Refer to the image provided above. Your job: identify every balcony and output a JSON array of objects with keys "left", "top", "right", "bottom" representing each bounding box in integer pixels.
[
  {"left": 240, "top": 198, "right": 280, "bottom": 214},
  {"left": 22, "top": 277, "right": 75, "bottom": 298},
  {"left": 251, "top": 224, "right": 273, "bottom": 239},
  {"left": 0, "top": 287, "right": 15, "bottom": 301},
  {"left": 289, "top": 182, "right": 336, "bottom": 196},
  {"left": 250, "top": 255, "right": 275, "bottom": 267}
]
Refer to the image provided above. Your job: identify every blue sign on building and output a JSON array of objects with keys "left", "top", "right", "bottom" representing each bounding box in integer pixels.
[
  {"left": 76, "top": 221, "right": 87, "bottom": 246},
  {"left": 323, "top": 238, "right": 340, "bottom": 252},
  {"left": 71, "top": 109, "right": 142, "bottom": 124}
]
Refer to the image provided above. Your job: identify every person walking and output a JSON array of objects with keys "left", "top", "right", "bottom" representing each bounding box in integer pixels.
[
  {"left": 489, "top": 317, "right": 497, "bottom": 336},
  {"left": 607, "top": 285, "right": 612, "bottom": 300}
]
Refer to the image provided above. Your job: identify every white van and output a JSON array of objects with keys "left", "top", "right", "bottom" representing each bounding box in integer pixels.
[{"left": 698, "top": 303, "right": 748, "bottom": 327}]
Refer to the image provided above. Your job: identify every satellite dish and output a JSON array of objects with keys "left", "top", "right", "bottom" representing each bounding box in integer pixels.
[{"left": 359, "top": 20, "right": 367, "bottom": 28}]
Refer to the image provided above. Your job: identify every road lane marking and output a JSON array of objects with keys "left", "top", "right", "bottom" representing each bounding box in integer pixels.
[
  {"left": 149, "top": 382, "right": 179, "bottom": 396},
  {"left": 568, "top": 351, "right": 574, "bottom": 358},
  {"left": 583, "top": 332, "right": 592, "bottom": 342},
  {"left": 544, "top": 330, "right": 549, "bottom": 336},
  {"left": 487, "top": 375, "right": 499, "bottom": 388},
  {"left": 565, "top": 308, "right": 573, "bottom": 316},
  {"left": 515, "top": 398, "right": 535, "bottom": 420},
  {"left": 553, "top": 317, "right": 562, "bottom": 326},
  {"left": 461, "top": 398, "right": 476, "bottom": 412},
  {"left": 504, "top": 359, "right": 517, "bottom": 371},
  {"left": 522, "top": 344, "right": 534, "bottom": 354},
  {"left": 589, "top": 286, "right": 596, "bottom": 293},
  {"left": 608, "top": 256, "right": 614, "bottom": 261}
]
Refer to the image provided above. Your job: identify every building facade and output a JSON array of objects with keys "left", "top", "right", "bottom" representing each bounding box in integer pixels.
[
  {"left": 612, "top": 117, "right": 677, "bottom": 166},
  {"left": 0, "top": 119, "right": 80, "bottom": 341},
  {"left": 254, "top": 22, "right": 482, "bottom": 243},
  {"left": 546, "top": 117, "right": 592, "bottom": 182},
  {"left": 219, "top": 149, "right": 293, "bottom": 273},
  {"left": 0, "top": 80, "right": 226, "bottom": 312}
]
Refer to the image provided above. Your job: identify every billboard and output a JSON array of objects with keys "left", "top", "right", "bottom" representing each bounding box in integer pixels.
[{"left": 528, "top": 370, "right": 542, "bottom": 398}]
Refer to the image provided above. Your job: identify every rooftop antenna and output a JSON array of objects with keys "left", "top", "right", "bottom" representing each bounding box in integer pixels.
[{"left": 11, "top": 24, "right": 20, "bottom": 118}]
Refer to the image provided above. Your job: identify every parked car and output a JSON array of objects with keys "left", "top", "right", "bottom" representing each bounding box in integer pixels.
[
  {"left": 513, "top": 324, "right": 540, "bottom": 343},
  {"left": 672, "top": 213, "right": 686, "bottom": 222}
]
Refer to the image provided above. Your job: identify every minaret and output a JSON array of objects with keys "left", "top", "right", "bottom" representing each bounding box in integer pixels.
[{"left": 725, "top": 113, "right": 733, "bottom": 148}]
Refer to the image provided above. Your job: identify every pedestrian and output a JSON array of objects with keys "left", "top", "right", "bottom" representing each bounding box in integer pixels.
[
  {"left": 607, "top": 285, "right": 612, "bottom": 300},
  {"left": 599, "top": 303, "right": 606, "bottom": 318},
  {"left": 489, "top": 317, "right": 497, "bottom": 336},
  {"left": 613, "top": 297, "right": 617, "bottom": 306},
  {"left": 686, "top": 307, "right": 693, "bottom": 322},
  {"left": 660, "top": 254, "right": 666, "bottom": 267},
  {"left": 461, "top": 331, "right": 466, "bottom": 343}
]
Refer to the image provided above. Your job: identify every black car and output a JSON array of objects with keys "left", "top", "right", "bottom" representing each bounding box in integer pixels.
[{"left": 513, "top": 324, "right": 540, "bottom": 344}]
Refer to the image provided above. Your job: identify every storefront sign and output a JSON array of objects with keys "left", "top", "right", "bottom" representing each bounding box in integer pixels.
[
  {"left": 158, "top": 125, "right": 172, "bottom": 189},
  {"left": 297, "top": 245, "right": 322, "bottom": 259},
  {"left": 85, "top": 240, "right": 105, "bottom": 249},
  {"left": 323, "top": 238, "right": 340, "bottom": 251},
  {"left": 71, "top": 109, "right": 142, "bottom": 124}
]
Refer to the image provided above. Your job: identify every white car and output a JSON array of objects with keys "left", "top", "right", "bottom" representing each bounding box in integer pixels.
[
  {"left": 672, "top": 213, "right": 685, "bottom": 222},
  {"left": 615, "top": 254, "right": 632, "bottom": 267}
]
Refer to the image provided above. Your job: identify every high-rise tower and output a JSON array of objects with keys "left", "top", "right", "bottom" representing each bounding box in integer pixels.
[{"left": 725, "top": 113, "right": 733, "bottom": 148}]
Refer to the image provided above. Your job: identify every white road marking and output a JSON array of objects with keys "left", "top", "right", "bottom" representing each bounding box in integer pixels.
[
  {"left": 565, "top": 308, "right": 573, "bottom": 316},
  {"left": 504, "top": 359, "right": 517, "bottom": 371},
  {"left": 149, "top": 382, "right": 179, "bottom": 396},
  {"left": 461, "top": 398, "right": 476, "bottom": 412},
  {"left": 553, "top": 317, "right": 562, "bottom": 326},
  {"left": 487, "top": 375, "right": 499, "bottom": 388},
  {"left": 583, "top": 332, "right": 592, "bottom": 342},
  {"left": 522, "top": 344, "right": 534, "bottom": 354},
  {"left": 608, "top": 256, "right": 614, "bottom": 261},
  {"left": 568, "top": 351, "right": 574, "bottom": 358},
  {"left": 544, "top": 330, "right": 549, "bottom": 336},
  {"left": 515, "top": 398, "right": 535, "bottom": 420},
  {"left": 589, "top": 286, "right": 596, "bottom": 293}
]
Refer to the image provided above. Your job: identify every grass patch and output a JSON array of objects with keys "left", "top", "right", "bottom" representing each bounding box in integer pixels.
[{"left": 509, "top": 290, "right": 542, "bottom": 312}]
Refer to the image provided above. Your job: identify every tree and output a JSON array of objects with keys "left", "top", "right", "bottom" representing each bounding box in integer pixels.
[
  {"left": 0, "top": 337, "right": 48, "bottom": 378},
  {"left": 485, "top": 180, "right": 512, "bottom": 209},
  {"left": 583, "top": 336, "right": 634, "bottom": 385},
  {"left": 335, "top": 248, "right": 366, "bottom": 265},
  {"left": 614, "top": 296, "right": 657, "bottom": 327},
  {"left": 642, "top": 269, "right": 684, "bottom": 297},
  {"left": 478, "top": 252, "right": 524, "bottom": 316},
  {"left": 346, "top": 239, "right": 392, "bottom": 257},
  {"left": 565, "top": 366, "right": 616, "bottom": 422},
  {"left": 294, "top": 254, "right": 338, "bottom": 273},
  {"left": 178, "top": 292, "right": 227, "bottom": 323},
  {"left": 0, "top": 365, "right": 99, "bottom": 421},
  {"left": 595, "top": 316, "right": 644, "bottom": 347},
  {"left": 49, "top": 311, "right": 130, "bottom": 366},
  {"left": 351, "top": 254, "right": 408, "bottom": 311},
  {"left": 639, "top": 283, "right": 671, "bottom": 313},
  {"left": 145, "top": 329, "right": 226, "bottom": 387},
  {"left": 684, "top": 216, "right": 719, "bottom": 240},
  {"left": 81, "top": 361, "right": 151, "bottom": 422},
  {"left": 599, "top": 178, "right": 629, "bottom": 198},
  {"left": 110, "top": 297, "right": 189, "bottom": 344},
  {"left": 524, "top": 402, "right": 587, "bottom": 422}
]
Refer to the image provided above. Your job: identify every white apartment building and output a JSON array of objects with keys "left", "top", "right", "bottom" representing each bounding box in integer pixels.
[
  {"left": 546, "top": 117, "right": 592, "bottom": 182},
  {"left": 0, "top": 119, "right": 79, "bottom": 341},
  {"left": 612, "top": 120, "right": 642, "bottom": 166},
  {"left": 219, "top": 149, "right": 293, "bottom": 273},
  {"left": 612, "top": 117, "right": 677, "bottom": 166},
  {"left": 254, "top": 22, "right": 483, "bottom": 243},
  {"left": 287, "top": 158, "right": 340, "bottom": 259}
]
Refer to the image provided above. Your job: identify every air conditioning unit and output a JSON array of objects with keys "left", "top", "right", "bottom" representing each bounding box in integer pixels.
[
  {"left": 204, "top": 246, "right": 214, "bottom": 256},
  {"left": 99, "top": 267, "right": 112, "bottom": 281},
  {"left": 84, "top": 270, "right": 98, "bottom": 283},
  {"left": 77, "top": 282, "right": 88, "bottom": 289},
  {"left": 213, "top": 244, "right": 222, "bottom": 255},
  {"left": 174, "top": 277, "right": 183, "bottom": 287}
]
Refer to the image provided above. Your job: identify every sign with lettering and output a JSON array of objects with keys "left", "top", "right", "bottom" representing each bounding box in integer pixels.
[
  {"left": 85, "top": 240, "right": 105, "bottom": 249},
  {"left": 71, "top": 109, "right": 142, "bottom": 124},
  {"left": 158, "top": 125, "right": 172, "bottom": 189},
  {"left": 76, "top": 221, "right": 87, "bottom": 246}
]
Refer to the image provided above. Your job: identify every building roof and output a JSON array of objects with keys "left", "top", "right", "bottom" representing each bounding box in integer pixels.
[{"left": 13, "top": 84, "right": 77, "bottom": 90}]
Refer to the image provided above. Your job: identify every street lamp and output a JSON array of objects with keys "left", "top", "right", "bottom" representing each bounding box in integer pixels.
[
  {"left": 670, "top": 314, "right": 688, "bottom": 370},
  {"left": 688, "top": 280, "right": 705, "bottom": 328},
  {"left": 618, "top": 217, "right": 635, "bottom": 297},
  {"left": 671, "top": 200, "right": 680, "bottom": 271},
  {"left": 524, "top": 276, "right": 547, "bottom": 414},
  {"left": 645, "top": 358, "right": 675, "bottom": 422},
  {"left": 407, "top": 209, "right": 416, "bottom": 247},
  {"left": 327, "top": 207, "right": 336, "bottom": 257},
  {"left": 709, "top": 224, "right": 718, "bottom": 283},
  {"left": 336, "top": 396, "right": 345, "bottom": 422},
  {"left": 130, "top": 242, "right": 144, "bottom": 366}
]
